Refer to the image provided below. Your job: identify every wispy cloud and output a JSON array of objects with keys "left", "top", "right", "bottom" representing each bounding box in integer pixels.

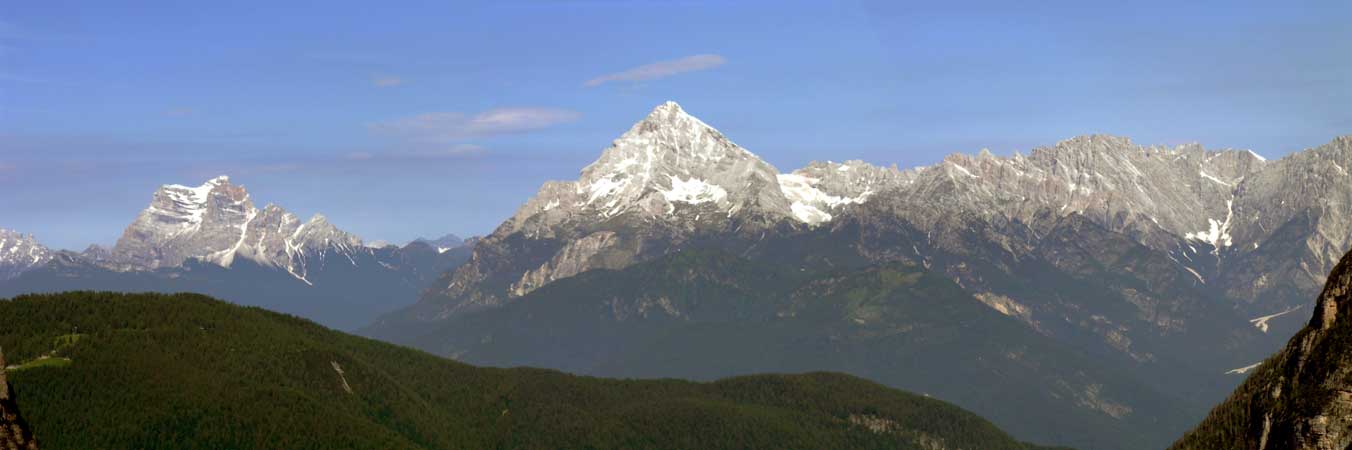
[
  {"left": 164, "top": 107, "right": 197, "bottom": 117},
  {"left": 370, "top": 107, "right": 581, "bottom": 141},
  {"left": 346, "top": 144, "right": 485, "bottom": 161},
  {"left": 585, "top": 54, "right": 726, "bottom": 87},
  {"left": 372, "top": 75, "right": 403, "bottom": 87}
]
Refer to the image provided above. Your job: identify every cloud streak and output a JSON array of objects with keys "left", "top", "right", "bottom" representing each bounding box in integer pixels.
[
  {"left": 372, "top": 75, "right": 403, "bottom": 87},
  {"left": 164, "top": 107, "right": 196, "bottom": 117},
  {"left": 370, "top": 107, "right": 581, "bottom": 141},
  {"left": 346, "top": 144, "right": 485, "bottom": 161},
  {"left": 585, "top": 54, "right": 726, "bottom": 87}
]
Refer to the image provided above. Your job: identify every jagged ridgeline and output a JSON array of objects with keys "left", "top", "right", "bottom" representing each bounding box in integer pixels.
[
  {"left": 0, "top": 292, "right": 1063, "bottom": 450},
  {"left": 1171, "top": 248, "right": 1352, "bottom": 449}
]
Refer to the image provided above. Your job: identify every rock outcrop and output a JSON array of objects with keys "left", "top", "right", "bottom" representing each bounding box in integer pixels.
[
  {"left": 1171, "top": 248, "right": 1352, "bottom": 449},
  {"left": 0, "top": 348, "right": 39, "bottom": 450}
]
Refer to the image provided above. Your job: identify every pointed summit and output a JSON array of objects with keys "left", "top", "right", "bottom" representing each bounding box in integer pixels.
[{"left": 506, "top": 101, "right": 792, "bottom": 228}]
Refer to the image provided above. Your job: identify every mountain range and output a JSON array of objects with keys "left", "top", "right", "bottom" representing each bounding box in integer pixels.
[
  {"left": 0, "top": 177, "right": 471, "bottom": 330},
  {"left": 4, "top": 101, "right": 1351, "bottom": 449},
  {"left": 362, "top": 101, "right": 1352, "bottom": 449}
]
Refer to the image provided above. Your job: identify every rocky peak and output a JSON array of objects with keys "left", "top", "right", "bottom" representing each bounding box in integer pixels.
[
  {"left": 0, "top": 229, "right": 53, "bottom": 281},
  {"left": 505, "top": 101, "right": 792, "bottom": 236},
  {"left": 109, "top": 176, "right": 366, "bottom": 278},
  {"left": 112, "top": 175, "right": 256, "bottom": 269}
]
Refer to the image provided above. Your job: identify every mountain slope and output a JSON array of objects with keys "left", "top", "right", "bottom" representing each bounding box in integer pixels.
[
  {"left": 0, "top": 291, "right": 1057, "bottom": 450},
  {"left": 407, "top": 248, "right": 1192, "bottom": 450},
  {"left": 1171, "top": 248, "right": 1352, "bottom": 450}
]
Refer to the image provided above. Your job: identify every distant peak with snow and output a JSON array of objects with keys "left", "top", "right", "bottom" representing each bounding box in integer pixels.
[
  {"left": 110, "top": 175, "right": 365, "bottom": 281},
  {"left": 0, "top": 228, "right": 53, "bottom": 280}
]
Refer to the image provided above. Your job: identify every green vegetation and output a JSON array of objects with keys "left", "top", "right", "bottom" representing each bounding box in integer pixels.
[
  {"left": 10, "top": 357, "right": 72, "bottom": 372},
  {"left": 1, "top": 291, "right": 1058, "bottom": 450}
]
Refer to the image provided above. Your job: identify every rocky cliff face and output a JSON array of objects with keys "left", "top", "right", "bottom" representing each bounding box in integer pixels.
[
  {"left": 0, "top": 348, "right": 39, "bottom": 450},
  {"left": 1171, "top": 248, "right": 1352, "bottom": 450}
]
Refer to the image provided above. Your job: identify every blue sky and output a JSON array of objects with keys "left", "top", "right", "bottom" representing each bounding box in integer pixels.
[{"left": 2, "top": 0, "right": 1349, "bottom": 250}]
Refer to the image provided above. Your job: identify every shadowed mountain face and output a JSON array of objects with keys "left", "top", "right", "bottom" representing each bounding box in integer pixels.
[
  {"left": 406, "top": 249, "right": 1193, "bottom": 450},
  {"left": 363, "top": 102, "right": 1352, "bottom": 449},
  {"left": 1172, "top": 248, "right": 1352, "bottom": 450},
  {"left": 0, "top": 292, "right": 1061, "bottom": 450}
]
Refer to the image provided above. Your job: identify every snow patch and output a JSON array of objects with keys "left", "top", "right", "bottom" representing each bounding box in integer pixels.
[
  {"left": 660, "top": 176, "right": 727, "bottom": 206},
  {"left": 1250, "top": 306, "right": 1302, "bottom": 333},
  {"left": 1185, "top": 199, "right": 1234, "bottom": 252},
  {"left": 789, "top": 203, "right": 832, "bottom": 224},
  {"left": 1183, "top": 266, "right": 1206, "bottom": 284},
  {"left": 776, "top": 173, "right": 871, "bottom": 224},
  {"left": 1226, "top": 362, "right": 1262, "bottom": 375},
  {"left": 1198, "top": 170, "right": 1233, "bottom": 187}
]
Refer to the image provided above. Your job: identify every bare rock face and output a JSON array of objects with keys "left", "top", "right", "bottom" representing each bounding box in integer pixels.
[
  {"left": 111, "top": 176, "right": 255, "bottom": 269},
  {"left": 509, "top": 231, "right": 621, "bottom": 297},
  {"left": 1171, "top": 248, "right": 1352, "bottom": 450},
  {"left": 0, "top": 348, "right": 40, "bottom": 450}
]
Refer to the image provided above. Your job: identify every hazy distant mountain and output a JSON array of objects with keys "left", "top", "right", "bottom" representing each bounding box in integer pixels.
[
  {"left": 365, "top": 101, "right": 1352, "bottom": 449},
  {"left": 1171, "top": 248, "right": 1352, "bottom": 449},
  {"left": 414, "top": 234, "right": 466, "bottom": 253},
  {"left": 0, "top": 177, "right": 471, "bottom": 330}
]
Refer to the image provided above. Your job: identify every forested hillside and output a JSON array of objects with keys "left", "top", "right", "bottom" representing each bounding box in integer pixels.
[{"left": 0, "top": 292, "right": 1060, "bottom": 450}]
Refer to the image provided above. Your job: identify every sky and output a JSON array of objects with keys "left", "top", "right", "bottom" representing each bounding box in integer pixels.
[{"left": 2, "top": 0, "right": 1349, "bottom": 250}]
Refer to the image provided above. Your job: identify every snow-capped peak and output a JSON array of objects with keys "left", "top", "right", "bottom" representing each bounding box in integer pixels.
[
  {"left": 507, "top": 102, "right": 792, "bottom": 232},
  {"left": 0, "top": 228, "right": 53, "bottom": 280},
  {"left": 111, "top": 176, "right": 366, "bottom": 276}
]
